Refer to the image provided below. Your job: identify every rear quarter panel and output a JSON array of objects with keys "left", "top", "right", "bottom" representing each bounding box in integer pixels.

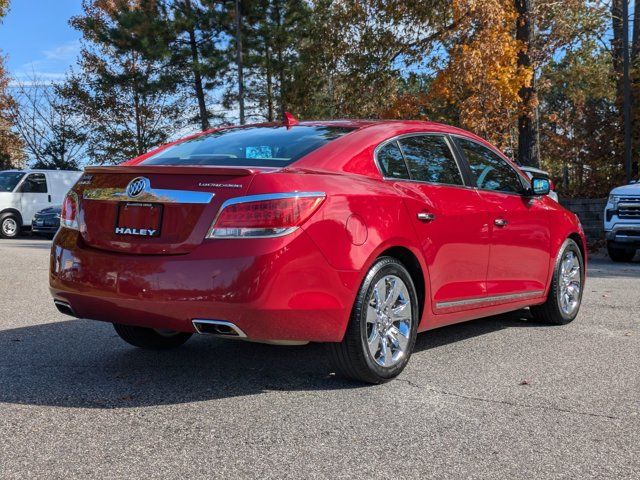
[{"left": 246, "top": 170, "right": 429, "bottom": 313}]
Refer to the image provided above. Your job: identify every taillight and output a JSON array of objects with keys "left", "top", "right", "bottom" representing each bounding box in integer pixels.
[
  {"left": 548, "top": 179, "right": 555, "bottom": 191},
  {"left": 60, "top": 192, "right": 79, "bottom": 230},
  {"left": 207, "top": 192, "right": 326, "bottom": 239}
]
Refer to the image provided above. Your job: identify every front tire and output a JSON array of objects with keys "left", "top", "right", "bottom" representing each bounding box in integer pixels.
[
  {"left": 531, "top": 238, "right": 584, "bottom": 325},
  {"left": 113, "top": 323, "right": 192, "bottom": 350},
  {"left": 328, "top": 257, "right": 419, "bottom": 384},
  {"left": 607, "top": 242, "right": 636, "bottom": 262},
  {"left": 0, "top": 213, "right": 20, "bottom": 239}
]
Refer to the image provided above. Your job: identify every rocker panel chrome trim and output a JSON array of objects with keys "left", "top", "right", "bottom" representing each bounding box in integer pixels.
[{"left": 435, "top": 290, "right": 545, "bottom": 310}]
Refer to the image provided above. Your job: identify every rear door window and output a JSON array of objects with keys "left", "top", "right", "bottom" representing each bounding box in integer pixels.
[
  {"left": 19, "top": 173, "right": 48, "bottom": 193},
  {"left": 142, "top": 125, "right": 354, "bottom": 167},
  {"left": 398, "top": 135, "right": 464, "bottom": 186}
]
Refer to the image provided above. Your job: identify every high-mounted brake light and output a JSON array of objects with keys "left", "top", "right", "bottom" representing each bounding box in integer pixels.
[
  {"left": 207, "top": 192, "right": 325, "bottom": 239},
  {"left": 60, "top": 191, "right": 79, "bottom": 230}
]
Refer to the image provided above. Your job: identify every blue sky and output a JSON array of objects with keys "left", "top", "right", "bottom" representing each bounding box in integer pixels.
[{"left": 0, "top": 1, "right": 83, "bottom": 84}]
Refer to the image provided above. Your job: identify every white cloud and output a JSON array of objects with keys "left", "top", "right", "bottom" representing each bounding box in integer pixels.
[
  {"left": 42, "top": 40, "right": 81, "bottom": 62},
  {"left": 10, "top": 40, "right": 80, "bottom": 86}
]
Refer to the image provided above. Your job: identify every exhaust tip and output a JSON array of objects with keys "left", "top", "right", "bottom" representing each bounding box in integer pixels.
[
  {"left": 192, "top": 319, "right": 247, "bottom": 338},
  {"left": 54, "top": 300, "right": 77, "bottom": 318}
]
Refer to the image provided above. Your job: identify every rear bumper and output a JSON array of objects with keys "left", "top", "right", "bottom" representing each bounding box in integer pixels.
[{"left": 49, "top": 228, "right": 358, "bottom": 342}]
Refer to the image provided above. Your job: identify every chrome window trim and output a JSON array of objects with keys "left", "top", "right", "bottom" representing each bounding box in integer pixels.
[
  {"left": 83, "top": 187, "right": 214, "bottom": 204},
  {"left": 373, "top": 132, "right": 467, "bottom": 188},
  {"left": 450, "top": 134, "right": 532, "bottom": 196},
  {"left": 435, "top": 290, "right": 545, "bottom": 310},
  {"left": 207, "top": 191, "right": 326, "bottom": 239}
]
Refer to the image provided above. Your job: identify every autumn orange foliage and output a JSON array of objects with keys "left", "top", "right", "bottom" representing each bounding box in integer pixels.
[{"left": 427, "top": 0, "right": 532, "bottom": 151}]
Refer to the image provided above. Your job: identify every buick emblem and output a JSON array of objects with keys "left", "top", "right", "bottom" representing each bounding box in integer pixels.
[{"left": 126, "top": 177, "right": 149, "bottom": 197}]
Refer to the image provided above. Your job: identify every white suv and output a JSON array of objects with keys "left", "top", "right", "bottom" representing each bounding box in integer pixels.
[{"left": 604, "top": 182, "right": 640, "bottom": 262}]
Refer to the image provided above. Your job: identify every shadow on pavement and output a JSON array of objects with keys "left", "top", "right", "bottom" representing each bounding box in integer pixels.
[{"left": 0, "top": 309, "right": 542, "bottom": 409}]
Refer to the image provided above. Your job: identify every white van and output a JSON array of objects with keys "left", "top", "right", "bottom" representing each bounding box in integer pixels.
[{"left": 0, "top": 169, "right": 83, "bottom": 238}]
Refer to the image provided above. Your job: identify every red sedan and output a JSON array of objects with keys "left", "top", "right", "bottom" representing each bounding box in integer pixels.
[{"left": 50, "top": 118, "right": 586, "bottom": 383}]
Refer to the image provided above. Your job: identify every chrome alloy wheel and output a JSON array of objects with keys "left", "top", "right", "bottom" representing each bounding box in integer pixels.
[
  {"left": 558, "top": 250, "right": 581, "bottom": 316},
  {"left": 2, "top": 218, "right": 17, "bottom": 237},
  {"left": 366, "top": 275, "right": 412, "bottom": 368}
]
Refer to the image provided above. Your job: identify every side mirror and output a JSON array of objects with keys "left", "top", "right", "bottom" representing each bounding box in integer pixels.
[{"left": 529, "top": 177, "right": 550, "bottom": 196}]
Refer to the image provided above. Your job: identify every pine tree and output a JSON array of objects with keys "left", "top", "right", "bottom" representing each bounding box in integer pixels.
[
  {"left": 62, "top": 0, "right": 184, "bottom": 165},
  {"left": 170, "top": 0, "right": 228, "bottom": 130}
]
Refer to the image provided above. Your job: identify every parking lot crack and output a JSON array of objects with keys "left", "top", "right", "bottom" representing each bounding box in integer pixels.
[{"left": 396, "top": 378, "right": 619, "bottom": 420}]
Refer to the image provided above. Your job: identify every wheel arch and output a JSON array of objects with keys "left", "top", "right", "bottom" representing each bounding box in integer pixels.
[
  {"left": 376, "top": 245, "right": 428, "bottom": 328},
  {"left": 0, "top": 208, "right": 23, "bottom": 226},
  {"left": 568, "top": 232, "right": 586, "bottom": 263}
]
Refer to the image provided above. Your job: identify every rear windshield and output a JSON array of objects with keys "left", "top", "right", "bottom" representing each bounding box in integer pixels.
[
  {"left": 142, "top": 125, "right": 354, "bottom": 167},
  {"left": 0, "top": 172, "right": 24, "bottom": 192}
]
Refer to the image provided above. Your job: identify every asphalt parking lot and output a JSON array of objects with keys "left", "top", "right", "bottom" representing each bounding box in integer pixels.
[{"left": 0, "top": 237, "right": 638, "bottom": 479}]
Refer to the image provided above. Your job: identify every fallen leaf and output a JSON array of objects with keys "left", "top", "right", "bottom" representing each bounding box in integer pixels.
[{"left": 519, "top": 380, "right": 530, "bottom": 386}]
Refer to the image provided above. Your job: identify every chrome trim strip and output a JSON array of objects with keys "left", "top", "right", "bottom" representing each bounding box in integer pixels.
[
  {"left": 192, "top": 319, "right": 247, "bottom": 337},
  {"left": 83, "top": 187, "right": 214, "bottom": 204},
  {"left": 206, "top": 191, "right": 326, "bottom": 239},
  {"left": 435, "top": 290, "right": 545, "bottom": 310},
  {"left": 219, "top": 191, "right": 327, "bottom": 206}
]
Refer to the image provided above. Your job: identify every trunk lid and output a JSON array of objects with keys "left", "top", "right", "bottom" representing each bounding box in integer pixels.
[{"left": 76, "top": 166, "right": 268, "bottom": 254}]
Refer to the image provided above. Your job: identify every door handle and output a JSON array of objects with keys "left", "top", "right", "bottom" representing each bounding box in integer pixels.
[
  {"left": 417, "top": 212, "right": 436, "bottom": 222},
  {"left": 48, "top": 195, "right": 51, "bottom": 202},
  {"left": 494, "top": 218, "right": 508, "bottom": 227}
]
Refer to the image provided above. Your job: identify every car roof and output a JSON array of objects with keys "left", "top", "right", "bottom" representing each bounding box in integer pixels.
[
  {"left": 289, "top": 119, "right": 513, "bottom": 177},
  {"left": 125, "top": 118, "right": 514, "bottom": 177},
  {"left": 1, "top": 169, "right": 81, "bottom": 173}
]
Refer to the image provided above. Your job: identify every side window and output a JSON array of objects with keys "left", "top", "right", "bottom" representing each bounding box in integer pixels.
[
  {"left": 398, "top": 135, "right": 463, "bottom": 186},
  {"left": 456, "top": 138, "right": 524, "bottom": 193},
  {"left": 19, "top": 173, "right": 48, "bottom": 193},
  {"left": 377, "top": 141, "right": 410, "bottom": 179}
]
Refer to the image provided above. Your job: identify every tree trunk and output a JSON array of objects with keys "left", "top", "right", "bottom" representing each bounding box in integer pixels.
[
  {"left": 273, "top": 0, "right": 286, "bottom": 118},
  {"left": 515, "top": 0, "right": 540, "bottom": 167},
  {"left": 234, "top": 0, "right": 245, "bottom": 125},
  {"left": 632, "top": 0, "right": 639, "bottom": 61},
  {"left": 265, "top": 42, "right": 274, "bottom": 122},
  {"left": 612, "top": 0, "right": 625, "bottom": 102},
  {"left": 184, "top": 0, "right": 209, "bottom": 131},
  {"left": 632, "top": 0, "right": 639, "bottom": 177}
]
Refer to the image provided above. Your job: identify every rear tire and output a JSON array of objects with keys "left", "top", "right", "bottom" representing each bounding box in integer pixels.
[
  {"left": 0, "top": 213, "right": 20, "bottom": 239},
  {"left": 113, "top": 323, "right": 192, "bottom": 350},
  {"left": 607, "top": 242, "right": 636, "bottom": 262},
  {"left": 531, "top": 239, "right": 584, "bottom": 325},
  {"left": 328, "top": 257, "right": 419, "bottom": 384}
]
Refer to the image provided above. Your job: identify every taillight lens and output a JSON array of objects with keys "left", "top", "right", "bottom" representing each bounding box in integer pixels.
[
  {"left": 60, "top": 192, "right": 79, "bottom": 230},
  {"left": 207, "top": 192, "right": 325, "bottom": 239}
]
